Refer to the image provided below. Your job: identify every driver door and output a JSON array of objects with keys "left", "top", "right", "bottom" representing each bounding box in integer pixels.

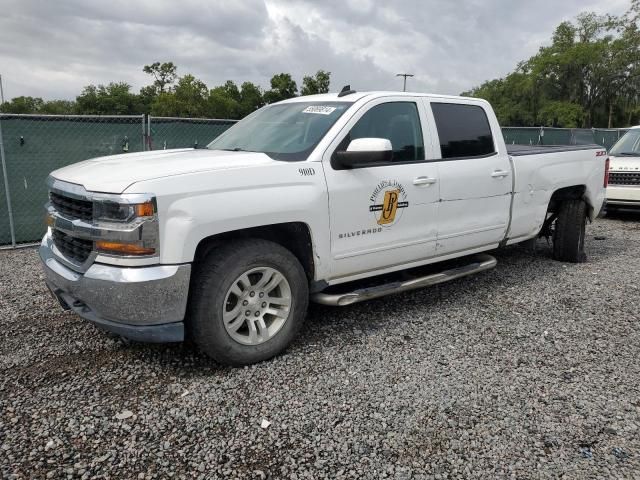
[{"left": 322, "top": 97, "right": 440, "bottom": 281}]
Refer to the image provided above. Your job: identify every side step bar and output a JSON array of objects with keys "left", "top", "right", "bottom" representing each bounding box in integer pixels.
[{"left": 311, "top": 253, "right": 497, "bottom": 307}]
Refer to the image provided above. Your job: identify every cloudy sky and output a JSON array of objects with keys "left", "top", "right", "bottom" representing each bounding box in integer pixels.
[{"left": 0, "top": 0, "right": 632, "bottom": 101}]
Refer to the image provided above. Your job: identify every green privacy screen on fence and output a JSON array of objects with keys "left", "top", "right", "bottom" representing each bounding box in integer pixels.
[
  {"left": 0, "top": 114, "right": 237, "bottom": 246},
  {"left": 0, "top": 114, "right": 632, "bottom": 246},
  {"left": 148, "top": 117, "right": 236, "bottom": 150},
  {"left": 0, "top": 115, "right": 145, "bottom": 245}
]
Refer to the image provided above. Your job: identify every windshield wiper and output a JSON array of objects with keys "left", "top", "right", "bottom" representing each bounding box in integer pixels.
[
  {"left": 219, "top": 147, "right": 251, "bottom": 152},
  {"left": 616, "top": 152, "right": 640, "bottom": 156}
]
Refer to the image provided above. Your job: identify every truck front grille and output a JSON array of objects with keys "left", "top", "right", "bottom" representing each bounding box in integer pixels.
[
  {"left": 50, "top": 191, "right": 93, "bottom": 221},
  {"left": 609, "top": 172, "right": 640, "bottom": 186},
  {"left": 52, "top": 229, "right": 93, "bottom": 264}
]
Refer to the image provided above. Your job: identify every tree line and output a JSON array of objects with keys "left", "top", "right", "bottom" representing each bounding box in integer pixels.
[
  {"left": 462, "top": 2, "right": 640, "bottom": 128},
  {"left": 0, "top": 64, "right": 331, "bottom": 119}
]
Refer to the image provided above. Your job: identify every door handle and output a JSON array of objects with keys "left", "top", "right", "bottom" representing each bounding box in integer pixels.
[
  {"left": 491, "top": 170, "right": 510, "bottom": 178},
  {"left": 413, "top": 176, "right": 437, "bottom": 186}
]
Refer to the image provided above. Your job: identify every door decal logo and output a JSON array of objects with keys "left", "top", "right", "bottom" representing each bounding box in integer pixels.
[{"left": 369, "top": 180, "right": 409, "bottom": 227}]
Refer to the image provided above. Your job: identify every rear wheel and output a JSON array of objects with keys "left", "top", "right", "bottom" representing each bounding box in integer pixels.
[
  {"left": 553, "top": 199, "right": 587, "bottom": 263},
  {"left": 188, "top": 239, "right": 309, "bottom": 366}
]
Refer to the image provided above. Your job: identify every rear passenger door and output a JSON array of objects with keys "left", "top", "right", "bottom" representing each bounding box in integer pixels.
[{"left": 424, "top": 100, "right": 512, "bottom": 255}]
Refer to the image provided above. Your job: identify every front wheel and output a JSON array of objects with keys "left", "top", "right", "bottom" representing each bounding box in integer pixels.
[
  {"left": 553, "top": 199, "right": 587, "bottom": 263},
  {"left": 188, "top": 239, "right": 309, "bottom": 366}
]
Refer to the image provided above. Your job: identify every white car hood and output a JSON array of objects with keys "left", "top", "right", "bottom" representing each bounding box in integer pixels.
[
  {"left": 609, "top": 154, "right": 640, "bottom": 172},
  {"left": 50, "top": 148, "right": 278, "bottom": 193}
]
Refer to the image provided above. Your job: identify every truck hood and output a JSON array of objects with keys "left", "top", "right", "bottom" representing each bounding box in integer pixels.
[
  {"left": 609, "top": 154, "right": 640, "bottom": 172},
  {"left": 50, "top": 148, "right": 278, "bottom": 193}
]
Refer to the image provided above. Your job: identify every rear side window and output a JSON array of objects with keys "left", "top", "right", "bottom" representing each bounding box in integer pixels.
[{"left": 431, "top": 103, "right": 495, "bottom": 159}]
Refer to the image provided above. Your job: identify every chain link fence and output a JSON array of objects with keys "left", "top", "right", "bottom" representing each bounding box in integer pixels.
[
  {"left": 0, "top": 114, "right": 632, "bottom": 248},
  {"left": 502, "top": 126, "right": 629, "bottom": 150},
  {"left": 0, "top": 114, "right": 146, "bottom": 246},
  {"left": 147, "top": 117, "right": 236, "bottom": 150},
  {"left": 0, "top": 114, "right": 237, "bottom": 247}
]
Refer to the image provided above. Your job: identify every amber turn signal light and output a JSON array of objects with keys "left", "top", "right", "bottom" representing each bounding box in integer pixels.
[
  {"left": 96, "top": 240, "right": 155, "bottom": 256},
  {"left": 135, "top": 201, "right": 155, "bottom": 217}
]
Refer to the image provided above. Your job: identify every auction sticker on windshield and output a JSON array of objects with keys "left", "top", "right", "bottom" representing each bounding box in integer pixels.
[{"left": 302, "top": 106, "right": 337, "bottom": 115}]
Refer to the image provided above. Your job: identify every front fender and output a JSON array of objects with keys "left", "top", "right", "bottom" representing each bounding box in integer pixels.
[{"left": 127, "top": 163, "right": 331, "bottom": 278}]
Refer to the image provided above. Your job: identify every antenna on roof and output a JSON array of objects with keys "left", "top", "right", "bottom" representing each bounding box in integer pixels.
[{"left": 338, "top": 85, "right": 356, "bottom": 97}]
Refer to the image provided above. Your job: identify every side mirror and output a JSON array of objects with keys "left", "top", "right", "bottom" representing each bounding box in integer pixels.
[{"left": 334, "top": 138, "right": 393, "bottom": 169}]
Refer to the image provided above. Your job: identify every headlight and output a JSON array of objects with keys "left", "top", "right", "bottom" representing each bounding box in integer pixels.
[
  {"left": 94, "top": 200, "right": 155, "bottom": 223},
  {"left": 92, "top": 198, "right": 159, "bottom": 257}
]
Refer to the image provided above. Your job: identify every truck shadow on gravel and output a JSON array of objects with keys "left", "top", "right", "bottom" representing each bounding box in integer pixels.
[{"left": 299, "top": 230, "right": 626, "bottom": 347}]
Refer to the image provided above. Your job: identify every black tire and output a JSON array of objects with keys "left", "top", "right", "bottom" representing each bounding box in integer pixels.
[
  {"left": 553, "top": 199, "right": 587, "bottom": 263},
  {"left": 187, "top": 238, "right": 308, "bottom": 366}
]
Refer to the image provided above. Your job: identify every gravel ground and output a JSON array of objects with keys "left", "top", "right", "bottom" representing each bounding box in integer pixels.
[{"left": 1, "top": 214, "right": 640, "bottom": 480}]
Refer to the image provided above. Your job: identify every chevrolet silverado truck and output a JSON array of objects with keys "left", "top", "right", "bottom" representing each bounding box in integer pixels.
[
  {"left": 606, "top": 125, "right": 640, "bottom": 209},
  {"left": 40, "top": 90, "right": 608, "bottom": 366}
]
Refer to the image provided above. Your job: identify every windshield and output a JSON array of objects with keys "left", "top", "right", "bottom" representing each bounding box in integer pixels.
[
  {"left": 207, "top": 101, "right": 352, "bottom": 161},
  {"left": 610, "top": 129, "right": 640, "bottom": 156}
]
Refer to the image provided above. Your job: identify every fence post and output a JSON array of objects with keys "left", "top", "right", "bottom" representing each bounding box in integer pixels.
[
  {"left": 141, "top": 114, "right": 146, "bottom": 151},
  {"left": 147, "top": 115, "right": 152, "bottom": 151},
  {"left": 0, "top": 114, "right": 16, "bottom": 247}
]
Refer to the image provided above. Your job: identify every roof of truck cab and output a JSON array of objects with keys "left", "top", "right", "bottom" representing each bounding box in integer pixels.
[{"left": 278, "top": 91, "right": 489, "bottom": 104}]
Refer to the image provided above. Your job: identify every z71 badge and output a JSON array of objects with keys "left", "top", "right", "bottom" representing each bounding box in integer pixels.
[{"left": 369, "top": 180, "right": 408, "bottom": 226}]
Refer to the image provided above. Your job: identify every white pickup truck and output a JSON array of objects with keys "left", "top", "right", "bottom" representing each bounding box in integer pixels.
[
  {"left": 40, "top": 90, "right": 608, "bottom": 365},
  {"left": 606, "top": 125, "right": 640, "bottom": 209}
]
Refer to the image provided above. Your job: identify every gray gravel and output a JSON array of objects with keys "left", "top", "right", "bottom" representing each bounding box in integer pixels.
[{"left": 2, "top": 214, "right": 640, "bottom": 479}]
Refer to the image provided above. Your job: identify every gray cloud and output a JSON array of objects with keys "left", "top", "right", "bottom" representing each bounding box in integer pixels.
[{"left": 0, "top": 0, "right": 632, "bottom": 101}]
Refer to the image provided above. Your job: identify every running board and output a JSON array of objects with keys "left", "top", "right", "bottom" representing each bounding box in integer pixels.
[{"left": 311, "top": 254, "right": 497, "bottom": 306}]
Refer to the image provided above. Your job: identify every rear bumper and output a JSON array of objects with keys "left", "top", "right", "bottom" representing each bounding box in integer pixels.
[{"left": 40, "top": 234, "right": 191, "bottom": 343}]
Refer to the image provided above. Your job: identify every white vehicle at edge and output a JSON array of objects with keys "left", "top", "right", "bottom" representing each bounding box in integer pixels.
[
  {"left": 606, "top": 125, "right": 640, "bottom": 209},
  {"left": 40, "top": 90, "right": 608, "bottom": 365}
]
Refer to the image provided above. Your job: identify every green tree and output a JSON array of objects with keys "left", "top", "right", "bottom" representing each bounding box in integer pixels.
[
  {"left": 1, "top": 96, "right": 44, "bottom": 113},
  {"left": 151, "top": 74, "right": 209, "bottom": 117},
  {"left": 537, "top": 101, "right": 584, "bottom": 127},
  {"left": 238, "top": 82, "right": 264, "bottom": 117},
  {"left": 464, "top": 5, "right": 640, "bottom": 128},
  {"left": 138, "top": 85, "right": 157, "bottom": 114},
  {"left": 300, "top": 70, "right": 331, "bottom": 95},
  {"left": 208, "top": 84, "right": 240, "bottom": 119},
  {"left": 263, "top": 73, "right": 297, "bottom": 104},
  {"left": 40, "top": 100, "right": 76, "bottom": 114},
  {"left": 143, "top": 62, "right": 178, "bottom": 94},
  {"left": 76, "top": 83, "right": 141, "bottom": 115}
]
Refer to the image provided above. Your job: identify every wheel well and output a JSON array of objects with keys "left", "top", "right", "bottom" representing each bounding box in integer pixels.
[
  {"left": 540, "top": 185, "right": 590, "bottom": 238},
  {"left": 546, "top": 185, "right": 587, "bottom": 214},
  {"left": 193, "top": 223, "right": 315, "bottom": 282}
]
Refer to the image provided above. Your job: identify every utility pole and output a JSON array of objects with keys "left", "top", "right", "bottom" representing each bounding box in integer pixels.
[
  {"left": 396, "top": 73, "right": 414, "bottom": 92},
  {"left": 0, "top": 74, "right": 4, "bottom": 105}
]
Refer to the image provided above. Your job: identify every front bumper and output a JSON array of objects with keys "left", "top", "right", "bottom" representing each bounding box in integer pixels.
[
  {"left": 606, "top": 185, "right": 640, "bottom": 207},
  {"left": 40, "top": 234, "right": 191, "bottom": 343}
]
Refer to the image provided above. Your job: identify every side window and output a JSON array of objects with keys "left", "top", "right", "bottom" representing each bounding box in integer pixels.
[
  {"left": 431, "top": 103, "right": 495, "bottom": 159},
  {"left": 341, "top": 102, "right": 425, "bottom": 162}
]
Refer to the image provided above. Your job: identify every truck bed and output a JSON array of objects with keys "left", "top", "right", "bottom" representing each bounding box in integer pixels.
[{"left": 507, "top": 144, "right": 603, "bottom": 156}]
